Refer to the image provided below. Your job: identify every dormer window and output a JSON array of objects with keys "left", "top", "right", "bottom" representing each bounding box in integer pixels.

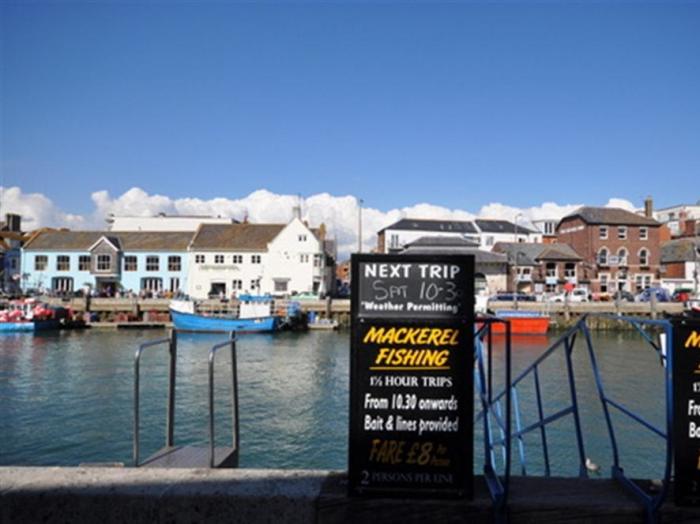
[{"left": 97, "top": 255, "right": 112, "bottom": 272}]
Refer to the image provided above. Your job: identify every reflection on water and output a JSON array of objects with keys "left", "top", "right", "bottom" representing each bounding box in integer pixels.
[{"left": 0, "top": 328, "right": 667, "bottom": 478}]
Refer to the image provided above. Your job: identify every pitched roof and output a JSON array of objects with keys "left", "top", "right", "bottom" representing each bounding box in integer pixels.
[
  {"left": 404, "top": 236, "right": 480, "bottom": 248},
  {"left": 379, "top": 218, "right": 478, "bottom": 234},
  {"left": 400, "top": 237, "right": 507, "bottom": 264},
  {"left": 493, "top": 242, "right": 583, "bottom": 264},
  {"left": 23, "top": 230, "right": 194, "bottom": 251},
  {"left": 475, "top": 219, "right": 537, "bottom": 235},
  {"left": 560, "top": 207, "right": 660, "bottom": 227},
  {"left": 661, "top": 238, "right": 700, "bottom": 263},
  {"left": 190, "top": 223, "right": 285, "bottom": 250}
]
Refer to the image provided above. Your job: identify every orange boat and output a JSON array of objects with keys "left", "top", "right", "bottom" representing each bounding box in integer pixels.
[{"left": 481, "top": 310, "right": 550, "bottom": 335}]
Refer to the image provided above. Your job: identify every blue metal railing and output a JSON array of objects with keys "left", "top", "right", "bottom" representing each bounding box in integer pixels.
[
  {"left": 474, "top": 315, "right": 512, "bottom": 512},
  {"left": 474, "top": 313, "right": 674, "bottom": 522},
  {"left": 580, "top": 314, "right": 673, "bottom": 522}
]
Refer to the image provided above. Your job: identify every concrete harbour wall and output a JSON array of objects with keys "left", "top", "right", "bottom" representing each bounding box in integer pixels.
[{"left": 3, "top": 467, "right": 700, "bottom": 523}]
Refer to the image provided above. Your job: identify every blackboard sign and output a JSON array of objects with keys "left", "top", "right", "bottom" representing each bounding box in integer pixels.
[
  {"left": 349, "top": 254, "right": 474, "bottom": 498},
  {"left": 673, "top": 316, "right": 700, "bottom": 506},
  {"left": 356, "top": 259, "right": 471, "bottom": 320}
]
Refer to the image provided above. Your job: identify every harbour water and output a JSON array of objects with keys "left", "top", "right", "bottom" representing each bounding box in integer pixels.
[{"left": 0, "top": 328, "right": 666, "bottom": 479}]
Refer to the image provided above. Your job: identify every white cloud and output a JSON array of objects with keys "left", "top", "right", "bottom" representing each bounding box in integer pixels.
[
  {"left": 0, "top": 186, "right": 87, "bottom": 230},
  {"left": 2, "top": 185, "right": 643, "bottom": 258}
]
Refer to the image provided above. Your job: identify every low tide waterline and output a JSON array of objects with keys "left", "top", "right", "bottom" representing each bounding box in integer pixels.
[{"left": 0, "top": 328, "right": 667, "bottom": 479}]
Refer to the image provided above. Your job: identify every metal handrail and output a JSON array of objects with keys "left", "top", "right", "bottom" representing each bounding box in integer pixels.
[
  {"left": 482, "top": 317, "right": 590, "bottom": 479},
  {"left": 473, "top": 314, "right": 512, "bottom": 512},
  {"left": 208, "top": 333, "right": 239, "bottom": 468},
  {"left": 581, "top": 314, "right": 673, "bottom": 521},
  {"left": 133, "top": 335, "right": 171, "bottom": 466}
]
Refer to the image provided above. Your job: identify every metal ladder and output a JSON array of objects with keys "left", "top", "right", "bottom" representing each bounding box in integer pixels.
[{"left": 133, "top": 330, "right": 240, "bottom": 468}]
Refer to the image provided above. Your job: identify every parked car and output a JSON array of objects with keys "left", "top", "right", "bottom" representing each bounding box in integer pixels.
[
  {"left": 635, "top": 287, "right": 671, "bottom": 303},
  {"left": 612, "top": 290, "right": 635, "bottom": 302},
  {"left": 547, "top": 288, "right": 590, "bottom": 303},
  {"left": 672, "top": 288, "right": 694, "bottom": 303},
  {"left": 490, "top": 292, "right": 536, "bottom": 302}
]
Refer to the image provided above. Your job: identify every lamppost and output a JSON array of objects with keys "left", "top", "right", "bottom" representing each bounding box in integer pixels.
[
  {"left": 357, "top": 197, "right": 364, "bottom": 254},
  {"left": 513, "top": 214, "right": 525, "bottom": 308}
]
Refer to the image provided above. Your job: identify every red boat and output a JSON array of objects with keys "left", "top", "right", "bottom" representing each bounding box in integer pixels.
[{"left": 480, "top": 310, "right": 550, "bottom": 335}]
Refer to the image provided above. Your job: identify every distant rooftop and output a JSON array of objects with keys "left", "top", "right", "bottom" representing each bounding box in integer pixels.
[
  {"left": 475, "top": 219, "right": 537, "bottom": 235},
  {"left": 493, "top": 242, "right": 583, "bottom": 264},
  {"left": 379, "top": 218, "right": 478, "bottom": 234},
  {"left": 560, "top": 206, "right": 660, "bottom": 227}
]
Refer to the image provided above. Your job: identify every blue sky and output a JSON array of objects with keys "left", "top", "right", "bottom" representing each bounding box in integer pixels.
[{"left": 1, "top": 1, "right": 699, "bottom": 219}]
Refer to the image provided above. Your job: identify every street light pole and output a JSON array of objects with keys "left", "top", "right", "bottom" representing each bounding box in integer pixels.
[
  {"left": 513, "top": 214, "right": 524, "bottom": 309},
  {"left": 357, "top": 197, "right": 363, "bottom": 254}
]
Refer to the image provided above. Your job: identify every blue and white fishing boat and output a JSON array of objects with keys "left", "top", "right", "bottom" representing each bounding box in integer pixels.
[{"left": 169, "top": 295, "right": 279, "bottom": 333}]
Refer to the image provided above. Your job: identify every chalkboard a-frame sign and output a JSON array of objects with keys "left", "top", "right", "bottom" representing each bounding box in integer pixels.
[
  {"left": 349, "top": 254, "right": 474, "bottom": 498},
  {"left": 673, "top": 316, "right": 700, "bottom": 506}
]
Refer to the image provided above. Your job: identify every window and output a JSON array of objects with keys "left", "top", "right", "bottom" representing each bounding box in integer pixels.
[
  {"left": 251, "top": 255, "right": 261, "bottom": 264},
  {"left": 485, "top": 236, "right": 494, "bottom": 247},
  {"left": 600, "top": 274, "right": 609, "bottom": 293},
  {"left": 195, "top": 254, "right": 205, "bottom": 264},
  {"left": 617, "top": 248, "right": 628, "bottom": 266},
  {"left": 639, "top": 248, "right": 649, "bottom": 266},
  {"left": 97, "top": 254, "right": 111, "bottom": 271},
  {"left": 274, "top": 280, "right": 288, "bottom": 292},
  {"left": 169, "top": 278, "right": 180, "bottom": 293},
  {"left": 146, "top": 256, "right": 159, "bottom": 271},
  {"left": 599, "top": 226, "right": 608, "bottom": 240},
  {"left": 598, "top": 248, "right": 609, "bottom": 265},
  {"left": 124, "top": 256, "right": 137, "bottom": 272},
  {"left": 300, "top": 254, "right": 309, "bottom": 263},
  {"left": 10, "top": 258, "right": 17, "bottom": 270},
  {"left": 141, "top": 278, "right": 162, "bottom": 292},
  {"left": 168, "top": 256, "right": 181, "bottom": 271},
  {"left": 618, "top": 226, "right": 627, "bottom": 240},
  {"left": 298, "top": 234, "right": 307, "bottom": 242},
  {"left": 52, "top": 277, "right": 73, "bottom": 293},
  {"left": 232, "top": 279, "right": 243, "bottom": 290},
  {"left": 389, "top": 234, "right": 399, "bottom": 249},
  {"left": 545, "top": 263, "right": 557, "bottom": 278},
  {"left": 639, "top": 227, "right": 648, "bottom": 240},
  {"left": 79, "top": 255, "right": 91, "bottom": 271},
  {"left": 232, "top": 255, "right": 243, "bottom": 264},
  {"left": 35, "top": 255, "right": 48, "bottom": 271},
  {"left": 250, "top": 279, "right": 259, "bottom": 290},
  {"left": 214, "top": 254, "right": 224, "bottom": 264},
  {"left": 564, "top": 263, "right": 576, "bottom": 279},
  {"left": 314, "top": 254, "right": 323, "bottom": 268},
  {"left": 56, "top": 255, "right": 70, "bottom": 271}
]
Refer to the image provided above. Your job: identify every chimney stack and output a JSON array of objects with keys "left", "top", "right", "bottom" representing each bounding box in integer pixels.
[{"left": 644, "top": 196, "right": 653, "bottom": 218}]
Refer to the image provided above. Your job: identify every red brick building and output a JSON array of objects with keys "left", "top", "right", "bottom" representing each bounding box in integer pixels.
[{"left": 556, "top": 207, "right": 663, "bottom": 295}]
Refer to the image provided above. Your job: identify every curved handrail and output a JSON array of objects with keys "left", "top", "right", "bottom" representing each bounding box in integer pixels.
[
  {"left": 133, "top": 336, "right": 171, "bottom": 466},
  {"left": 208, "top": 333, "right": 238, "bottom": 468}
]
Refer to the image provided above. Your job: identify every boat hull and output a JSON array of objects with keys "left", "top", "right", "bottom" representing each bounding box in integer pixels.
[
  {"left": 0, "top": 319, "right": 62, "bottom": 333},
  {"left": 170, "top": 309, "right": 278, "bottom": 333},
  {"left": 481, "top": 311, "right": 550, "bottom": 335}
]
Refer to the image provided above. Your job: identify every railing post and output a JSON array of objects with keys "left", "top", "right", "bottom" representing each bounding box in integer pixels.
[
  {"left": 231, "top": 333, "right": 239, "bottom": 454},
  {"left": 166, "top": 329, "right": 177, "bottom": 448}
]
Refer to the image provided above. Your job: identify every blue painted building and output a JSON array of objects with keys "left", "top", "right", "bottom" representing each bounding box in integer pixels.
[{"left": 20, "top": 230, "right": 192, "bottom": 296}]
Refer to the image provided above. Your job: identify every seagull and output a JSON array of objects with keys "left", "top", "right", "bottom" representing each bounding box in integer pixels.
[{"left": 585, "top": 457, "right": 601, "bottom": 474}]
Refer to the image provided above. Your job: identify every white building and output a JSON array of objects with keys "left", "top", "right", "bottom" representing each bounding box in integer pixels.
[
  {"left": 107, "top": 214, "right": 236, "bottom": 232},
  {"left": 653, "top": 203, "right": 700, "bottom": 237},
  {"left": 187, "top": 218, "right": 333, "bottom": 299},
  {"left": 376, "top": 218, "right": 540, "bottom": 254}
]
